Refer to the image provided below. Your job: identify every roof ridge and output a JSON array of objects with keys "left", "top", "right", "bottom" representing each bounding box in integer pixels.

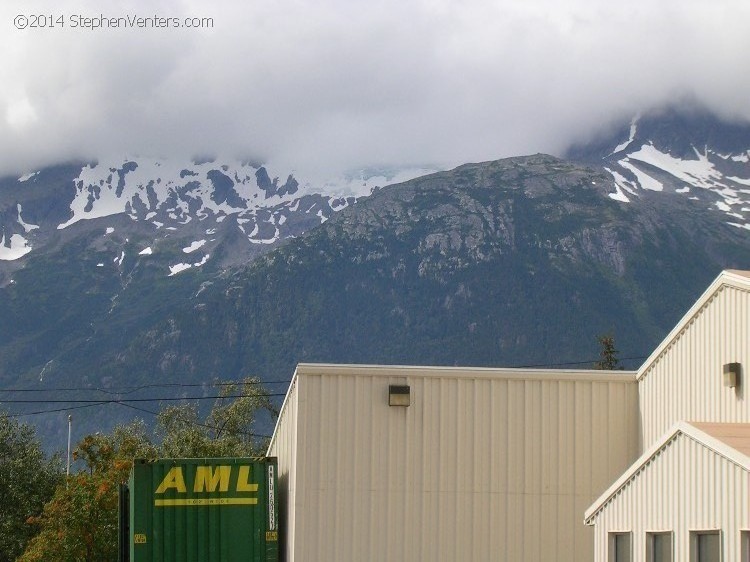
[
  {"left": 584, "top": 421, "right": 750, "bottom": 525},
  {"left": 636, "top": 270, "right": 750, "bottom": 382}
]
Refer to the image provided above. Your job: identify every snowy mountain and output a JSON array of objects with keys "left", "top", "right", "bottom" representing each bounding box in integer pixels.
[
  {"left": 0, "top": 158, "right": 434, "bottom": 281},
  {"left": 1, "top": 104, "right": 749, "bottom": 450},
  {"left": 566, "top": 106, "right": 750, "bottom": 230}
]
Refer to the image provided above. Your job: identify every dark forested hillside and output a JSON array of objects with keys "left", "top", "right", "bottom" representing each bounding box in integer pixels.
[{"left": 2, "top": 154, "right": 749, "bottom": 448}]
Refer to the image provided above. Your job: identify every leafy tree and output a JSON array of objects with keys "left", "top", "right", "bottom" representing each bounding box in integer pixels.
[
  {"left": 0, "top": 416, "right": 62, "bottom": 562},
  {"left": 158, "top": 378, "right": 276, "bottom": 457},
  {"left": 20, "top": 420, "right": 156, "bottom": 562},
  {"left": 73, "top": 419, "right": 158, "bottom": 475},
  {"left": 20, "top": 378, "right": 275, "bottom": 562},
  {"left": 595, "top": 334, "right": 620, "bottom": 370}
]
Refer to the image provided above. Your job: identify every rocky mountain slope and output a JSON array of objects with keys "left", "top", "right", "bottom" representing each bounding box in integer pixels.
[
  {"left": 107, "top": 154, "right": 748, "bottom": 382},
  {"left": 1, "top": 106, "right": 749, "bottom": 448}
]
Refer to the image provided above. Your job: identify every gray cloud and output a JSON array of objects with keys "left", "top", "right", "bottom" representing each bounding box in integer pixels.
[{"left": 1, "top": 0, "right": 749, "bottom": 179}]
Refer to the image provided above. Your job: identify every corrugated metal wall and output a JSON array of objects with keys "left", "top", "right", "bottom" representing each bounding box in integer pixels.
[
  {"left": 639, "top": 284, "right": 750, "bottom": 447},
  {"left": 269, "top": 377, "right": 299, "bottom": 562},
  {"left": 270, "top": 365, "right": 639, "bottom": 562},
  {"left": 589, "top": 432, "right": 750, "bottom": 561}
]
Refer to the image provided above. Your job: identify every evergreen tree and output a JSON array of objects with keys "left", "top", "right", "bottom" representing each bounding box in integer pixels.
[{"left": 595, "top": 335, "right": 620, "bottom": 370}]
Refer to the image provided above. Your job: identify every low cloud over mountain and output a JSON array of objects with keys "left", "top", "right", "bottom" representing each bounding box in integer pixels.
[{"left": 2, "top": 0, "right": 749, "bottom": 178}]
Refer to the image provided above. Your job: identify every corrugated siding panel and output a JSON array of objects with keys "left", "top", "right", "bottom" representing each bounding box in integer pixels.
[
  {"left": 267, "top": 377, "right": 298, "bottom": 562},
  {"left": 286, "top": 372, "right": 638, "bottom": 562},
  {"left": 591, "top": 433, "right": 750, "bottom": 561},
  {"left": 640, "top": 285, "right": 750, "bottom": 448}
]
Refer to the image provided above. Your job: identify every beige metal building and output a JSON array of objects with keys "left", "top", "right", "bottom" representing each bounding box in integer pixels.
[
  {"left": 267, "top": 270, "right": 750, "bottom": 562},
  {"left": 638, "top": 270, "right": 750, "bottom": 445},
  {"left": 268, "top": 366, "right": 640, "bottom": 561},
  {"left": 585, "top": 422, "right": 750, "bottom": 562},
  {"left": 584, "top": 269, "right": 750, "bottom": 561}
]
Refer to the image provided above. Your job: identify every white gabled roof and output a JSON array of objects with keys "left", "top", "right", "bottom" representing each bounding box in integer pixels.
[
  {"left": 636, "top": 269, "right": 750, "bottom": 381},
  {"left": 584, "top": 421, "right": 750, "bottom": 525}
]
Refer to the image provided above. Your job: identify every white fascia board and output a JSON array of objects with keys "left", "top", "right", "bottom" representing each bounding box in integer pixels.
[
  {"left": 636, "top": 270, "right": 750, "bottom": 382},
  {"left": 295, "top": 362, "right": 637, "bottom": 383},
  {"left": 266, "top": 369, "right": 300, "bottom": 456},
  {"left": 584, "top": 421, "right": 750, "bottom": 525}
]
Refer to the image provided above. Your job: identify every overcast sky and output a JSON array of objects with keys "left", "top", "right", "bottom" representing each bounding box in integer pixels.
[{"left": 1, "top": 0, "right": 749, "bottom": 179}]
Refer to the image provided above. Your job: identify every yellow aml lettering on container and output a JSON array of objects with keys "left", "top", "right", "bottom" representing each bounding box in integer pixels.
[
  {"left": 194, "top": 465, "right": 231, "bottom": 492},
  {"left": 237, "top": 465, "right": 259, "bottom": 492},
  {"left": 155, "top": 467, "right": 186, "bottom": 493}
]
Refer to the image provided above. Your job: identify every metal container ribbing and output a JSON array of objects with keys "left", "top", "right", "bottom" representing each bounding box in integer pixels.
[{"left": 128, "top": 457, "right": 279, "bottom": 562}]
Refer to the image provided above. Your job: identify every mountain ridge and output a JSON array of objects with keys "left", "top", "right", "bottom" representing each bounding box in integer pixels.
[
  {"left": 0, "top": 158, "right": 435, "bottom": 281},
  {"left": 1, "top": 107, "right": 749, "bottom": 449},
  {"left": 566, "top": 106, "right": 750, "bottom": 228}
]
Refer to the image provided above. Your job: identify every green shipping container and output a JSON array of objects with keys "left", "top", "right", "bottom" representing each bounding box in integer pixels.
[{"left": 127, "top": 457, "right": 279, "bottom": 562}]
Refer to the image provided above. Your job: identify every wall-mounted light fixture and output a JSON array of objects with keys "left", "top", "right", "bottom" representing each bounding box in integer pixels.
[
  {"left": 723, "top": 362, "right": 741, "bottom": 388},
  {"left": 389, "top": 385, "right": 410, "bottom": 407}
]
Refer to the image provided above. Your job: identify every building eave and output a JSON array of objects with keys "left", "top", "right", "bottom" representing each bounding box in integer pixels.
[
  {"left": 636, "top": 270, "right": 750, "bottom": 382},
  {"left": 294, "top": 362, "right": 637, "bottom": 383},
  {"left": 584, "top": 421, "right": 750, "bottom": 525}
]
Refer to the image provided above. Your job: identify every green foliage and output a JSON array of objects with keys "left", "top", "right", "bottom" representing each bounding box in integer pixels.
[
  {"left": 73, "top": 420, "right": 158, "bottom": 474},
  {"left": 20, "top": 465, "right": 127, "bottom": 562},
  {"left": 0, "top": 416, "right": 62, "bottom": 562},
  {"left": 19, "top": 378, "right": 274, "bottom": 562},
  {"left": 158, "top": 378, "right": 276, "bottom": 457},
  {"left": 19, "top": 420, "right": 156, "bottom": 562}
]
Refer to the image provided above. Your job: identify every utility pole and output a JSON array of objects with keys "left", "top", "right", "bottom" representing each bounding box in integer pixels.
[{"left": 66, "top": 414, "right": 72, "bottom": 478}]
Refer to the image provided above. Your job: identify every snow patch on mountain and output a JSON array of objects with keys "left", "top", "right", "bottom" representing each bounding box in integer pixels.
[
  {"left": 313, "top": 167, "right": 436, "bottom": 198},
  {"left": 168, "top": 263, "right": 192, "bottom": 276},
  {"left": 618, "top": 159, "right": 664, "bottom": 191},
  {"left": 0, "top": 233, "right": 32, "bottom": 260},
  {"left": 168, "top": 254, "right": 210, "bottom": 276},
  {"left": 56, "top": 159, "right": 435, "bottom": 233},
  {"left": 628, "top": 144, "right": 723, "bottom": 189},
  {"left": 56, "top": 158, "right": 304, "bottom": 230},
  {"left": 600, "top": 141, "right": 750, "bottom": 225},
  {"left": 182, "top": 240, "right": 206, "bottom": 254},
  {"left": 17, "top": 205, "right": 39, "bottom": 232},
  {"left": 610, "top": 117, "right": 639, "bottom": 155},
  {"left": 727, "top": 175, "right": 750, "bottom": 186},
  {"left": 604, "top": 168, "right": 637, "bottom": 199},
  {"left": 34, "top": 157, "right": 435, "bottom": 267},
  {"left": 566, "top": 108, "right": 750, "bottom": 229}
]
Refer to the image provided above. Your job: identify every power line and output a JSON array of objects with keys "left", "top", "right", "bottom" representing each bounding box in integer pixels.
[
  {"left": 0, "top": 352, "right": 648, "bottom": 416},
  {"left": 115, "top": 402, "right": 272, "bottom": 439},
  {"left": 0, "top": 392, "right": 287, "bottom": 405},
  {"left": 2, "top": 398, "right": 275, "bottom": 439},
  {"left": 3, "top": 401, "right": 111, "bottom": 418},
  {"left": 510, "top": 355, "right": 648, "bottom": 369},
  {"left": 0, "top": 378, "right": 293, "bottom": 395},
  {"left": 0, "top": 352, "right": 647, "bottom": 396}
]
